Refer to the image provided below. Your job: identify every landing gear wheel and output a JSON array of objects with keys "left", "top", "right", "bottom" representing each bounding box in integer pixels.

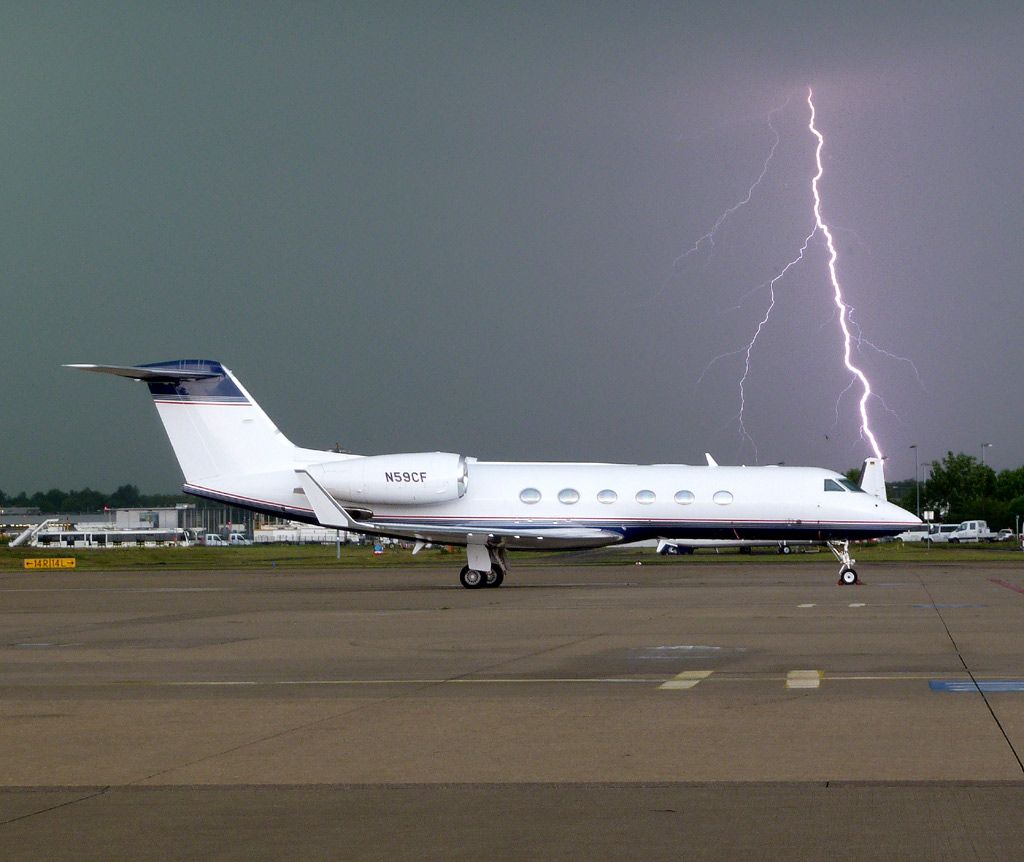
[
  {"left": 484, "top": 567, "right": 505, "bottom": 588},
  {"left": 459, "top": 565, "right": 486, "bottom": 589},
  {"left": 828, "top": 541, "right": 861, "bottom": 585},
  {"left": 780, "top": 544, "right": 792, "bottom": 555}
]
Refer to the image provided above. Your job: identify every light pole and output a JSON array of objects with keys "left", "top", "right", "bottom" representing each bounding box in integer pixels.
[
  {"left": 981, "top": 442, "right": 992, "bottom": 466},
  {"left": 910, "top": 444, "right": 920, "bottom": 518}
]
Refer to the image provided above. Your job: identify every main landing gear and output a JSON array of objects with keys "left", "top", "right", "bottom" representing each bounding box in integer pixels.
[
  {"left": 458, "top": 565, "right": 505, "bottom": 589},
  {"left": 827, "top": 541, "right": 860, "bottom": 585},
  {"left": 459, "top": 544, "right": 508, "bottom": 589}
]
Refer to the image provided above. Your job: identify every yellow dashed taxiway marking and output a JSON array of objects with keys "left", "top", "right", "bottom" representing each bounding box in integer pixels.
[{"left": 658, "top": 670, "right": 713, "bottom": 691}]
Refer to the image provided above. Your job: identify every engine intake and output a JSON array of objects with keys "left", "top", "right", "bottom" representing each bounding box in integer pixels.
[{"left": 309, "top": 452, "right": 469, "bottom": 506}]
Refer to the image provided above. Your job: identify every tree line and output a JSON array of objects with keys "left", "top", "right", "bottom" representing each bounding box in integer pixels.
[
  {"left": 0, "top": 485, "right": 188, "bottom": 513},
  {"left": 869, "top": 452, "right": 1024, "bottom": 530}
]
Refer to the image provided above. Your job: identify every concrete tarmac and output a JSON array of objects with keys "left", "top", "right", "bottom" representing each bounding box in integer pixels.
[{"left": 2, "top": 561, "right": 1024, "bottom": 859}]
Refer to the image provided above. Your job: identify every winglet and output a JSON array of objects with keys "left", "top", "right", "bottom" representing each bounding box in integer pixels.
[
  {"left": 295, "top": 469, "right": 370, "bottom": 530},
  {"left": 705, "top": 453, "right": 718, "bottom": 467}
]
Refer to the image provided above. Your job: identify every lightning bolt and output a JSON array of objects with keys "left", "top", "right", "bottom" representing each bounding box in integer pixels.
[
  {"left": 726, "top": 88, "right": 892, "bottom": 462},
  {"left": 806, "top": 87, "right": 882, "bottom": 459},
  {"left": 690, "top": 89, "right": 915, "bottom": 463}
]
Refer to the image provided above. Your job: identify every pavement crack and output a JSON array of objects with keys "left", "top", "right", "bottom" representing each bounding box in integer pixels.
[
  {"left": 919, "top": 577, "right": 1024, "bottom": 775},
  {"left": 0, "top": 786, "right": 110, "bottom": 827}
]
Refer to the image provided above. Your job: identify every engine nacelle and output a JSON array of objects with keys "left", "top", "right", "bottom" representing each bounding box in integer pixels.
[{"left": 309, "top": 452, "right": 469, "bottom": 506}]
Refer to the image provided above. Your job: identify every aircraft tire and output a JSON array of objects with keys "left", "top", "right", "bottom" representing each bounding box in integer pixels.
[
  {"left": 459, "top": 566, "right": 486, "bottom": 589},
  {"left": 839, "top": 568, "right": 858, "bottom": 586},
  {"left": 484, "top": 568, "right": 505, "bottom": 588}
]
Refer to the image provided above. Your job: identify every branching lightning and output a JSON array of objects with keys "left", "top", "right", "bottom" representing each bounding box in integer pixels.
[
  {"left": 673, "top": 98, "right": 788, "bottom": 268},
  {"left": 737, "top": 230, "right": 815, "bottom": 459},
  {"left": 689, "top": 87, "right": 912, "bottom": 462}
]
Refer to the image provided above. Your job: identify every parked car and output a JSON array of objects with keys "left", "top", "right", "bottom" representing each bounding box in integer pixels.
[{"left": 995, "top": 529, "right": 1015, "bottom": 542}]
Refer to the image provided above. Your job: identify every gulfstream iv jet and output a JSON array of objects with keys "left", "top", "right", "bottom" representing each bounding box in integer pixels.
[{"left": 68, "top": 360, "right": 920, "bottom": 587}]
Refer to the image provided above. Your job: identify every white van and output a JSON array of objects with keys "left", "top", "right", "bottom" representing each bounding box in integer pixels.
[
  {"left": 896, "top": 527, "right": 929, "bottom": 543},
  {"left": 203, "top": 533, "right": 252, "bottom": 546},
  {"left": 924, "top": 524, "right": 959, "bottom": 544}
]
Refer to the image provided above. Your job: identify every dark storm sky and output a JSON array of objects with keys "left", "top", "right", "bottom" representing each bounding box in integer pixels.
[{"left": 2, "top": 2, "right": 1022, "bottom": 493}]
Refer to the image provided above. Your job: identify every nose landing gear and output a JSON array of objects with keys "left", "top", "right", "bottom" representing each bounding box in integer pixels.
[{"left": 828, "top": 541, "right": 860, "bottom": 585}]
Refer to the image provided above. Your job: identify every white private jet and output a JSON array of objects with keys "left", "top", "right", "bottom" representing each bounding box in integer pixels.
[{"left": 67, "top": 360, "right": 920, "bottom": 587}]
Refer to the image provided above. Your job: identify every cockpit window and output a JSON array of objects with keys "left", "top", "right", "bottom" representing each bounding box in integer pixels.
[
  {"left": 839, "top": 479, "right": 866, "bottom": 493},
  {"left": 824, "top": 479, "right": 845, "bottom": 492}
]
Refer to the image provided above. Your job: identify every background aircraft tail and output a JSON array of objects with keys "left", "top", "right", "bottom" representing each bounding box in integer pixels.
[
  {"left": 858, "top": 456, "right": 887, "bottom": 501},
  {"left": 66, "top": 360, "right": 297, "bottom": 483}
]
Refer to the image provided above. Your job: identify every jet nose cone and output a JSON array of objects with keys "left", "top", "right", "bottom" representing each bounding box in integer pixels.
[{"left": 885, "top": 500, "right": 921, "bottom": 525}]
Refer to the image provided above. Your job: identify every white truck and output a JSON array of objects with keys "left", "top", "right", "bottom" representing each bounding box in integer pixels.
[{"left": 947, "top": 520, "right": 997, "bottom": 543}]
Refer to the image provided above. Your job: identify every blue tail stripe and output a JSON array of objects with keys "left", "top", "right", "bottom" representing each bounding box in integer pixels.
[{"left": 139, "top": 360, "right": 247, "bottom": 402}]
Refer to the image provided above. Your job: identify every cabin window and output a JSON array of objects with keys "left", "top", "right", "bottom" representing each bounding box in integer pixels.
[
  {"left": 674, "top": 490, "right": 695, "bottom": 505},
  {"left": 519, "top": 488, "right": 541, "bottom": 504},
  {"left": 635, "top": 490, "right": 656, "bottom": 505},
  {"left": 713, "top": 490, "right": 733, "bottom": 505},
  {"left": 839, "top": 479, "right": 866, "bottom": 493},
  {"left": 597, "top": 489, "right": 618, "bottom": 504},
  {"left": 558, "top": 488, "right": 580, "bottom": 505},
  {"left": 824, "top": 479, "right": 845, "bottom": 492}
]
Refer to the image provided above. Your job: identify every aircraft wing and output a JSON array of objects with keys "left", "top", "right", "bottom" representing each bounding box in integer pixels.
[{"left": 295, "top": 469, "right": 622, "bottom": 549}]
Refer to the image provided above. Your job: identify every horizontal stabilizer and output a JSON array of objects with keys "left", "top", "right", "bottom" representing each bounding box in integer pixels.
[
  {"left": 66, "top": 360, "right": 296, "bottom": 482},
  {"left": 64, "top": 363, "right": 221, "bottom": 382}
]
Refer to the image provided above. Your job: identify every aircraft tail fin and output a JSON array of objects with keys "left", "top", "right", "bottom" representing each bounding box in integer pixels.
[
  {"left": 858, "top": 457, "right": 887, "bottom": 501},
  {"left": 65, "top": 360, "right": 297, "bottom": 483}
]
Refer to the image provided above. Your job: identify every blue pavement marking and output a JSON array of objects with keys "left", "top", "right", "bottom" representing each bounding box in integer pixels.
[
  {"left": 930, "top": 680, "right": 1024, "bottom": 692},
  {"left": 913, "top": 604, "right": 988, "bottom": 609}
]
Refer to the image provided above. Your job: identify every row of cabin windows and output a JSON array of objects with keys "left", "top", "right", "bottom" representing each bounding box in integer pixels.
[
  {"left": 520, "top": 478, "right": 859, "bottom": 506},
  {"left": 519, "top": 488, "right": 734, "bottom": 506}
]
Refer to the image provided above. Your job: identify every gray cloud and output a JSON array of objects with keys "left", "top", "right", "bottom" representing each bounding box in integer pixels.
[{"left": 2, "top": 3, "right": 1021, "bottom": 493}]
